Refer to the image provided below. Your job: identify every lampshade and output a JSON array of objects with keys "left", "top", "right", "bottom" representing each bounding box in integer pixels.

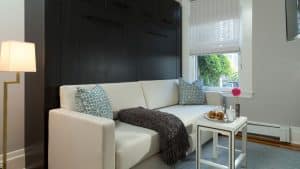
[{"left": 0, "top": 41, "right": 36, "bottom": 72}]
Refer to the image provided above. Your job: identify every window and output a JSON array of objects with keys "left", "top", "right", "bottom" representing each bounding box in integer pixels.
[
  {"left": 190, "top": 0, "right": 240, "bottom": 91},
  {"left": 286, "top": 0, "right": 300, "bottom": 40},
  {"left": 196, "top": 53, "right": 239, "bottom": 89}
]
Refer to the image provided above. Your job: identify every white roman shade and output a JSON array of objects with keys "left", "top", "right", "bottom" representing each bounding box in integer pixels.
[
  {"left": 190, "top": 0, "right": 240, "bottom": 55},
  {"left": 297, "top": 1, "right": 300, "bottom": 35}
]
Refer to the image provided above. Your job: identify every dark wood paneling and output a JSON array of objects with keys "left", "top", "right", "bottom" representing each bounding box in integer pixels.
[
  {"left": 25, "top": 0, "right": 46, "bottom": 168},
  {"left": 62, "top": 0, "right": 136, "bottom": 83},
  {"left": 25, "top": 0, "right": 182, "bottom": 168}
]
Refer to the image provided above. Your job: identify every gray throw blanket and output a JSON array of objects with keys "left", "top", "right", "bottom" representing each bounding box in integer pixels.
[{"left": 118, "top": 107, "right": 190, "bottom": 165}]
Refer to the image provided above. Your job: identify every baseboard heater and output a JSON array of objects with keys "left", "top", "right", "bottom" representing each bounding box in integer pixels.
[{"left": 247, "top": 121, "right": 290, "bottom": 143}]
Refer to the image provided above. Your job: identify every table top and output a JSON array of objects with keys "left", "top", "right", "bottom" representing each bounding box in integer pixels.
[{"left": 197, "top": 116, "right": 248, "bottom": 132}]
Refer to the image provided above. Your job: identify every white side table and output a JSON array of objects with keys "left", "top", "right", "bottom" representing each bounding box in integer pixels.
[{"left": 196, "top": 116, "right": 248, "bottom": 169}]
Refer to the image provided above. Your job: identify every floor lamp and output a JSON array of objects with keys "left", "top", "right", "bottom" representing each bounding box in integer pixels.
[{"left": 0, "top": 41, "right": 36, "bottom": 169}]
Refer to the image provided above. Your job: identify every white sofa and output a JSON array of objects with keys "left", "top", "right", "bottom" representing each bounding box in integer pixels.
[{"left": 48, "top": 79, "right": 223, "bottom": 169}]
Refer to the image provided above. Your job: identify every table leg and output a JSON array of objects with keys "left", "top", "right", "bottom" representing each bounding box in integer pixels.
[
  {"left": 229, "top": 132, "right": 235, "bottom": 169},
  {"left": 213, "top": 132, "right": 218, "bottom": 159},
  {"left": 242, "top": 126, "right": 247, "bottom": 168},
  {"left": 196, "top": 126, "right": 202, "bottom": 169}
]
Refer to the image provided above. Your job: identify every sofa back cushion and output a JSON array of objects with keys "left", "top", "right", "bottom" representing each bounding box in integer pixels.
[
  {"left": 140, "top": 79, "right": 179, "bottom": 109},
  {"left": 60, "top": 82, "right": 147, "bottom": 114}
]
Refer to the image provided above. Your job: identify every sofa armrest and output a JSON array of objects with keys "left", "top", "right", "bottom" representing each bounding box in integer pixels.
[
  {"left": 48, "top": 108, "right": 115, "bottom": 169},
  {"left": 205, "top": 91, "right": 224, "bottom": 106}
]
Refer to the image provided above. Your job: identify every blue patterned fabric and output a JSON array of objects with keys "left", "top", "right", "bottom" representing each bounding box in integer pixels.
[
  {"left": 75, "top": 85, "right": 113, "bottom": 119},
  {"left": 75, "top": 91, "right": 85, "bottom": 113},
  {"left": 179, "top": 79, "right": 205, "bottom": 105}
]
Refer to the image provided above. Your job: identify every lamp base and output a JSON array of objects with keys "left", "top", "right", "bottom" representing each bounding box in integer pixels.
[{"left": 2, "top": 72, "right": 20, "bottom": 169}]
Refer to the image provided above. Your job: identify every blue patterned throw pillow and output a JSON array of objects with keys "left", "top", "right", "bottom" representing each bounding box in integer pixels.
[
  {"left": 75, "top": 85, "right": 113, "bottom": 119},
  {"left": 179, "top": 79, "right": 205, "bottom": 105},
  {"left": 75, "top": 91, "right": 85, "bottom": 113}
]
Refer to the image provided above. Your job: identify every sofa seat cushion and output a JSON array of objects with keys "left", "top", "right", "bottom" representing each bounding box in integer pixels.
[
  {"left": 114, "top": 122, "right": 202, "bottom": 169},
  {"left": 158, "top": 105, "right": 217, "bottom": 134},
  {"left": 115, "top": 121, "right": 160, "bottom": 169},
  {"left": 115, "top": 105, "right": 216, "bottom": 169}
]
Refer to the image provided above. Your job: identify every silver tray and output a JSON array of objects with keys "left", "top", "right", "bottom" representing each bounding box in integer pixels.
[{"left": 203, "top": 113, "right": 232, "bottom": 123}]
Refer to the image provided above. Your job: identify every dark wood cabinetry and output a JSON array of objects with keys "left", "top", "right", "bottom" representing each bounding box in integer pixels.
[{"left": 25, "top": 0, "right": 181, "bottom": 168}]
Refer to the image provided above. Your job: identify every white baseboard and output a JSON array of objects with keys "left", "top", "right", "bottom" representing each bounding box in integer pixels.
[
  {"left": 0, "top": 148, "right": 25, "bottom": 169},
  {"left": 247, "top": 121, "right": 300, "bottom": 145},
  {"left": 291, "top": 126, "right": 300, "bottom": 145},
  {"left": 247, "top": 121, "right": 291, "bottom": 142}
]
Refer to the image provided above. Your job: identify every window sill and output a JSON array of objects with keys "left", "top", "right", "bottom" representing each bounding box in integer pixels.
[
  {"left": 220, "top": 91, "right": 254, "bottom": 98},
  {"left": 204, "top": 87, "right": 254, "bottom": 98},
  {"left": 203, "top": 86, "right": 233, "bottom": 92}
]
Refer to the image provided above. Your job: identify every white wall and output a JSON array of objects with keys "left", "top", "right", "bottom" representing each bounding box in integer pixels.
[
  {"left": 184, "top": 0, "right": 300, "bottom": 142},
  {"left": 224, "top": 0, "right": 300, "bottom": 143},
  {"left": 185, "top": 0, "right": 300, "bottom": 129},
  {"left": 239, "top": 0, "right": 253, "bottom": 97},
  {"left": 0, "top": 0, "right": 25, "bottom": 160},
  {"left": 239, "top": 0, "right": 300, "bottom": 128}
]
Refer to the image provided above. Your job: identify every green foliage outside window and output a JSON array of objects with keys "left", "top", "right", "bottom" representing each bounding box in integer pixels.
[
  {"left": 197, "top": 54, "right": 235, "bottom": 86},
  {"left": 228, "top": 71, "right": 239, "bottom": 82}
]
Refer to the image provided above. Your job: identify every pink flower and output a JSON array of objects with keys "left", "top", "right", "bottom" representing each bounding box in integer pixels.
[{"left": 232, "top": 88, "right": 241, "bottom": 97}]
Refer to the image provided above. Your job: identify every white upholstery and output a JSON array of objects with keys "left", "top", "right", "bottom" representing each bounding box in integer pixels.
[
  {"left": 205, "top": 91, "right": 223, "bottom": 106},
  {"left": 140, "top": 79, "right": 179, "bottom": 109},
  {"left": 50, "top": 80, "right": 224, "bottom": 169},
  {"left": 115, "top": 105, "right": 217, "bottom": 169},
  {"left": 115, "top": 121, "right": 160, "bottom": 169},
  {"left": 158, "top": 105, "right": 218, "bottom": 128},
  {"left": 187, "top": 130, "right": 213, "bottom": 152},
  {"left": 48, "top": 108, "right": 115, "bottom": 169},
  {"left": 101, "top": 82, "right": 147, "bottom": 112},
  {"left": 159, "top": 105, "right": 217, "bottom": 135},
  {"left": 60, "top": 82, "right": 147, "bottom": 114},
  {"left": 159, "top": 105, "right": 217, "bottom": 153},
  {"left": 115, "top": 129, "right": 212, "bottom": 169},
  {"left": 60, "top": 84, "right": 94, "bottom": 111}
]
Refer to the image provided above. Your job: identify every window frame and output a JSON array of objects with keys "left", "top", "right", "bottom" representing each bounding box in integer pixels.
[{"left": 194, "top": 52, "right": 241, "bottom": 92}]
